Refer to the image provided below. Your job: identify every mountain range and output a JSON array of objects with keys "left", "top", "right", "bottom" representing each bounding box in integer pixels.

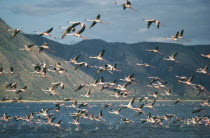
[{"left": 1, "top": 17, "right": 210, "bottom": 100}]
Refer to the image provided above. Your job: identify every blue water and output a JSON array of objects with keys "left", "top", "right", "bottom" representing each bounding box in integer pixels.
[{"left": 0, "top": 101, "right": 210, "bottom": 137}]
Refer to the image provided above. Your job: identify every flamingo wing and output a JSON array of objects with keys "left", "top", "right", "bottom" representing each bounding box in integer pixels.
[
  {"left": 147, "top": 21, "right": 153, "bottom": 29},
  {"left": 46, "top": 27, "right": 53, "bottom": 33}
]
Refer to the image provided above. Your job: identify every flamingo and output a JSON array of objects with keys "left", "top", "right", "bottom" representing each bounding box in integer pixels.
[
  {"left": 67, "top": 23, "right": 89, "bottom": 39},
  {"left": 38, "top": 42, "right": 54, "bottom": 53},
  {"left": 119, "top": 74, "right": 138, "bottom": 83},
  {"left": 75, "top": 84, "right": 85, "bottom": 92},
  {"left": 105, "top": 63, "right": 121, "bottom": 72},
  {"left": 19, "top": 44, "right": 37, "bottom": 51},
  {"left": 74, "top": 62, "right": 93, "bottom": 70},
  {"left": 7, "top": 28, "right": 23, "bottom": 39},
  {"left": 175, "top": 99, "right": 181, "bottom": 104},
  {"left": 148, "top": 92, "right": 158, "bottom": 98},
  {"left": 144, "top": 99, "right": 157, "bottom": 111},
  {"left": 115, "top": 0, "right": 138, "bottom": 12},
  {"left": 145, "top": 47, "right": 163, "bottom": 54},
  {"left": 89, "top": 49, "right": 108, "bottom": 62},
  {"left": 5, "top": 82, "right": 17, "bottom": 91},
  {"left": 109, "top": 106, "right": 124, "bottom": 117},
  {"left": 60, "top": 22, "right": 81, "bottom": 39},
  {"left": 163, "top": 52, "right": 179, "bottom": 62},
  {"left": 137, "top": 63, "right": 156, "bottom": 68},
  {"left": 178, "top": 29, "right": 190, "bottom": 42},
  {"left": 114, "top": 82, "right": 132, "bottom": 92},
  {"left": 165, "top": 31, "right": 183, "bottom": 43},
  {"left": 134, "top": 104, "right": 145, "bottom": 114},
  {"left": 178, "top": 74, "right": 196, "bottom": 89},
  {"left": 85, "top": 14, "right": 108, "bottom": 29},
  {"left": 67, "top": 55, "right": 81, "bottom": 64},
  {"left": 80, "top": 88, "right": 91, "bottom": 98},
  {"left": 196, "top": 64, "right": 210, "bottom": 75},
  {"left": 164, "top": 88, "right": 172, "bottom": 96},
  {"left": 121, "top": 97, "right": 136, "bottom": 109},
  {"left": 34, "top": 27, "right": 56, "bottom": 39},
  {"left": 144, "top": 19, "right": 165, "bottom": 29},
  {"left": 69, "top": 116, "right": 80, "bottom": 125},
  {"left": 201, "top": 53, "right": 210, "bottom": 59},
  {"left": 148, "top": 76, "right": 163, "bottom": 84}
]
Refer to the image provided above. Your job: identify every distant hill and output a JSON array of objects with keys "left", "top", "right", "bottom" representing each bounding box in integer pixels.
[
  {"left": 0, "top": 18, "right": 113, "bottom": 101},
  {"left": 24, "top": 33, "right": 210, "bottom": 100}
]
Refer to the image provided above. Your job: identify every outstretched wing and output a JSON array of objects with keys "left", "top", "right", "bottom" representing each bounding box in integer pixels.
[
  {"left": 96, "top": 14, "right": 100, "bottom": 20},
  {"left": 127, "top": 1, "right": 131, "bottom": 5},
  {"left": 77, "top": 24, "right": 86, "bottom": 34},
  {"left": 147, "top": 21, "right": 153, "bottom": 29},
  {"left": 89, "top": 21, "right": 97, "bottom": 29},
  {"left": 74, "top": 63, "right": 84, "bottom": 70},
  {"left": 45, "top": 27, "right": 53, "bottom": 33},
  {"left": 175, "top": 31, "right": 179, "bottom": 38},
  {"left": 99, "top": 49, "right": 105, "bottom": 57},
  {"left": 172, "top": 52, "right": 178, "bottom": 58},
  {"left": 180, "top": 29, "right": 184, "bottom": 36}
]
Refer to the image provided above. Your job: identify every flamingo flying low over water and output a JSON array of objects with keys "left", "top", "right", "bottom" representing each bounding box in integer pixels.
[
  {"left": 115, "top": 0, "right": 137, "bottom": 12},
  {"left": 34, "top": 27, "right": 56, "bottom": 39},
  {"left": 85, "top": 14, "right": 108, "bottom": 29}
]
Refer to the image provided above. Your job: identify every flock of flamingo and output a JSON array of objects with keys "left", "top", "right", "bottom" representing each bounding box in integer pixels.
[{"left": 1, "top": 0, "right": 210, "bottom": 133}]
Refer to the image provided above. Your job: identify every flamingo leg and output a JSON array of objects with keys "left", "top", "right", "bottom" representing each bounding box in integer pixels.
[
  {"left": 48, "top": 48, "right": 54, "bottom": 52},
  {"left": 130, "top": 7, "right": 138, "bottom": 12},
  {"left": 80, "top": 35, "right": 89, "bottom": 40}
]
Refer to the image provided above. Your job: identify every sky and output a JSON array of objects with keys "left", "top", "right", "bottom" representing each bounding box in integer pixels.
[{"left": 0, "top": 0, "right": 210, "bottom": 45}]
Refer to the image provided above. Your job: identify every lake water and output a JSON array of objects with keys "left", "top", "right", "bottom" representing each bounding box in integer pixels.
[{"left": 0, "top": 101, "right": 210, "bottom": 138}]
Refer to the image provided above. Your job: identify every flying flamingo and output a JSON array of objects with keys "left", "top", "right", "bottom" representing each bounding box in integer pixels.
[
  {"left": 7, "top": 28, "right": 23, "bottom": 39},
  {"left": 115, "top": 0, "right": 138, "bottom": 12},
  {"left": 144, "top": 19, "right": 165, "bottom": 29},
  {"left": 60, "top": 22, "right": 81, "bottom": 39},
  {"left": 163, "top": 52, "right": 179, "bottom": 62},
  {"left": 89, "top": 49, "right": 108, "bottom": 62},
  {"left": 137, "top": 63, "right": 156, "bottom": 68},
  {"left": 67, "top": 23, "right": 89, "bottom": 40},
  {"left": 85, "top": 14, "right": 108, "bottom": 29},
  {"left": 177, "top": 29, "right": 190, "bottom": 42},
  {"left": 178, "top": 74, "right": 196, "bottom": 89},
  {"left": 165, "top": 31, "right": 183, "bottom": 43},
  {"left": 80, "top": 88, "right": 91, "bottom": 98},
  {"left": 38, "top": 42, "right": 54, "bottom": 53},
  {"left": 19, "top": 44, "right": 37, "bottom": 51},
  {"left": 201, "top": 53, "right": 210, "bottom": 59},
  {"left": 34, "top": 27, "right": 56, "bottom": 39},
  {"left": 144, "top": 99, "right": 157, "bottom": 111},
  {"left": 145, "top": 47, "right": 164, "bottom": 54},
  {"left": 196, "top": 64, "right": 210, "bottom": 75},
  {"left": 66, "top": 55, "right": 81, "bottom": 64}
]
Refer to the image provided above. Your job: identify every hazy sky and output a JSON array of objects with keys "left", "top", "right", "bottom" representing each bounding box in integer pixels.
[{"left": 0, "top": 0, "right": 210, "bottom": 45}]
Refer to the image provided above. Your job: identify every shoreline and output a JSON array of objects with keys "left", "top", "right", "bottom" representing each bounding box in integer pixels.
[{"left": 0, "top": 100, "right": 203, "bottom": 103}]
